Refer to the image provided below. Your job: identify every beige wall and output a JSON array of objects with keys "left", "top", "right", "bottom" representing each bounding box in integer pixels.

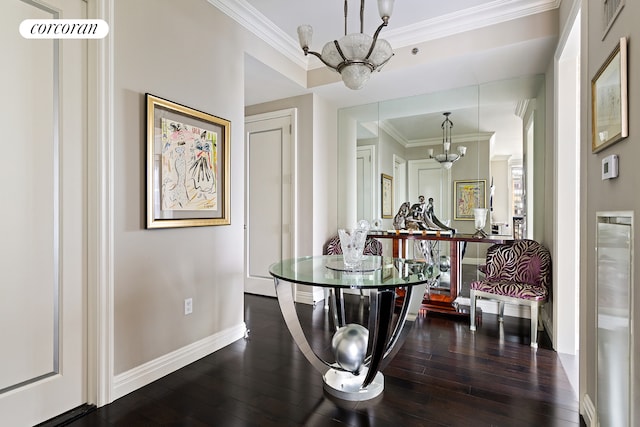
[
  {"left": 312, "top": 95, "right": 339, "bottom": 251},
  {"left": 245, "top": 93, "right": 338, "bottom": 255},
  {"left": 111, "top": 0, "right": 313, "bottom": 376},
  {"left": 112, "top": 0, "right": 339, "bottom": 383},
  {"left": 582, "top": 0, "right": 640, "bottom": 424}
]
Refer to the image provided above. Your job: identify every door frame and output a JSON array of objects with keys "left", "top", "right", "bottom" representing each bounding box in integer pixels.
[
  {"left": 88, "top": 0, "right": 115, "bottom": 407},
  {"left": 393, "top": 154, "right": 406, "bottom": 215},
  {"left": 244, "top": 108, "right": 297, "bottom": 296},
  {"left": 356, "top": 145, "right": 376, "bottom": 223}
]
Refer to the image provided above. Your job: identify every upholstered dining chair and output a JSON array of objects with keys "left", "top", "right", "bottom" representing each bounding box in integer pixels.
[
  {"left": 323, "top": 235, "right": 383, "bottom": 309},
  {"left": 469, "top": 239, "right": 552, "bottom": 348}
]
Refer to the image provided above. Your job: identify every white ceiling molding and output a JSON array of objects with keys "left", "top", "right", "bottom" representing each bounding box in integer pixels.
[
  {"left": 514, "top": 99, "right": 531, "bottom": 119},
  {"left": 378, "top": 121, "right": 408, "bottom": 146},
  {"left": 386, "top": 0, "right": 561, "bottom": 48},
  {"left": 359, "top": 121, "right": 380, "bottom": 138},
  {"left": 379, "top": 131, "right": 495, "bottom": 149},
  {"left": 405, "top": 132, "right": 496, "bottom": 148},
  {"left": 209, "top": 0, "right": 560, "bottom": 72},
  {"left": 379, "top": 119, "right": 496, "bottom": 148},
  {"left": 206, "top": 0, "right": 307, "bottom": 69},
  {"left": 492, "top": 154, "right": 514, "bottom": 161}
]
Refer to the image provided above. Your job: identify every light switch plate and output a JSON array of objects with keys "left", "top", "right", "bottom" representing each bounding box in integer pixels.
[{"left": 602, "top": 154, "right": 618, "bottom": 180}]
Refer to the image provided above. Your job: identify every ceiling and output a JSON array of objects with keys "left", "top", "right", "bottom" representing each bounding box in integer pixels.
[{"left": 215, "top": 0, "right": 562, "bottom": 159}]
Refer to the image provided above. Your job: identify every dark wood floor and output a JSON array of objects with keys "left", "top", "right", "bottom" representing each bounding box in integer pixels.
[{"left": 68, "top": 293, "right": 582, "bottom": 426}]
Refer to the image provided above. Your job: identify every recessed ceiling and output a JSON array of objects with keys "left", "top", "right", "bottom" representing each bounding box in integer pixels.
[{"left": 211, "top": 0, "right": 561, "bottom": 159}]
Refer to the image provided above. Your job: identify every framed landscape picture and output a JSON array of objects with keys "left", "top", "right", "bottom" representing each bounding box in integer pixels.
[{"left": 146, "top": 94, "right": 230, "bottom": 228}]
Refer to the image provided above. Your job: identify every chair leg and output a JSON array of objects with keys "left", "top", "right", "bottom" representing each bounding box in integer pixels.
[
  {"left": 323, "top": 288, "right": 329, "bottom": 310},
  {"left": 498, "top": 301, "right": 505, "bottom": 322},
  {"left": 530, "top": 303, "right": 539, "bottom": 348},
  {"left": 538, "top": 309, "right": 544, "bottom": 331},
  {"left": 470, "top": 290, "right": 477, "bottom": 331}
]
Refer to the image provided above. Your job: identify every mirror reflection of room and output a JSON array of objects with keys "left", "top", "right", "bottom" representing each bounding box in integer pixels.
[{"left": 337, "top": 75, "right": 544, "bottom": 297}]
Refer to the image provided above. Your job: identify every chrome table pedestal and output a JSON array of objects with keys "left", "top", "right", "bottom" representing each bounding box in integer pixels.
[{"left": 269, "top": 255, "right": 430, "bottom": 401}]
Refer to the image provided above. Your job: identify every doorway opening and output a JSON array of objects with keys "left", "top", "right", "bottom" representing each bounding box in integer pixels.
[{"left": 554, "top": 5, "right": 581, "bottom": 396}]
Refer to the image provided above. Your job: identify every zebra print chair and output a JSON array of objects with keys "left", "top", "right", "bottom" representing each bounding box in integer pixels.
[
  {"left": 469, "top": 239, "right": 552, "bottom": 348},
  {"left": 322, "top": 235, "right": 383, "bottom": 309}
]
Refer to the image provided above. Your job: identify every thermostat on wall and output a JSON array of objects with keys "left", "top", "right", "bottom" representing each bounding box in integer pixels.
[{"left": 602, "top": 154, "right": 619, "bottom": 180}]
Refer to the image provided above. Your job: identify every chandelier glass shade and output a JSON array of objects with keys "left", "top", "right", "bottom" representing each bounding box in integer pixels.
[
  {"left": 297, "top": 0, "right": 395, "bottom": 90},
  {"left": 428, "top": 112, "right": 466, "bottom": 169}
]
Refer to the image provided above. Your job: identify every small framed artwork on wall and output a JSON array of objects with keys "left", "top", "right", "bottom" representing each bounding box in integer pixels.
[
  {"left": 591, "top": 37, "right": 628, "bottom": 153},
  {"left": 381, "top": 174, "right": 393, "bottom": 219},
  {"left": 454, "top": 179, "right": 486, "bottom": 220},
  {"left": 602, "top": 0, "right": 624, "bottom": 39}
]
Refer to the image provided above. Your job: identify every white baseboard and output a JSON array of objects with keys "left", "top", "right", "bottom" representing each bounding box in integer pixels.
[
  {"left": 456, "top": 297, "right": 530, "bottom": 318},
  {"left": 540, "top": 307, "right": 553, "bottom": 342},
  {"left": 581, "top": 393, "right": 596, "bottom": 426},
  {"left": 112, "top": 322, "right": 247, "bottom": 401},
  {"left": 295, "top": 285, "right": 324, "bottom": 306}
]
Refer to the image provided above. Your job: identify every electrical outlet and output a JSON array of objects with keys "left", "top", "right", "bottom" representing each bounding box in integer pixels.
[{"left": 184, "top": 298, "right": 193, "bottom": 315}]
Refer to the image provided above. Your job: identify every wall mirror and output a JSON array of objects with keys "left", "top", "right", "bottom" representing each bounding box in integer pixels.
[{"left": 338, "top": 75, "right": 543, "bottom": 237}]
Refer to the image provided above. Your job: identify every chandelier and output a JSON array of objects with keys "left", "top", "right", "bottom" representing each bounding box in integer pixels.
[
  {"left": 428, "top": 112, "right": 467, "bottom": 169},
  {"left": 297, "top": 0, "right": 395, "bottom": 90}
]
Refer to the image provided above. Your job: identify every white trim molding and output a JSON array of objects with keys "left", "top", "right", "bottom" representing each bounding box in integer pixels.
[
  {"left": 87, "top": 0, "right": 115, "bottom": 408},
  {"left": 112, "top": 324, "right": 247, "bottom": 401},
  {"left": 207, "top": 0, "right": 305, "bottom": 68},
  {"left": 581, "top": 393, "right": 596, "bottom": 426},
  {"left": 385, "top": 0, "right": 561, "bottom": 48},
  {"left": 207, "top": 0, "right": 561, "bottom": 71}
]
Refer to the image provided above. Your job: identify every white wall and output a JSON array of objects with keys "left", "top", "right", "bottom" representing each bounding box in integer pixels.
[{"left": 490, "top": 157, "right": 511, "bottom": 228}]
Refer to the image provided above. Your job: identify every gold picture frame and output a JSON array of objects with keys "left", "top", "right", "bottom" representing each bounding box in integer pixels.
[
  {"left": 454, "top": 179, "right": 486, "bottom": 220},
  {"left": 381, "top": 173, "right": 393, "bottom": 219},
  {"left": 591, "top": 37, "right": 628, "bottom": 153},
  {"left": 146, "top": 94, "right": 230, "bottom": 228}
]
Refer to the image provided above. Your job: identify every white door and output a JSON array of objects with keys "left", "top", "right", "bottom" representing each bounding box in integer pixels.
[
  {"left": 0, "top": 0, "right": 87, "bottom": 425},
  {"left": 407, "top": 159, "right": 451, "bottom": 221},
  {"left": 356, "top": 146, "right": 374, "bottom": 222},
  {"left": 245, "top": 111, "right": 294, "bottom": 297},
  {"left": 393, "top": 155, "right": 407, "bottom": 215}
]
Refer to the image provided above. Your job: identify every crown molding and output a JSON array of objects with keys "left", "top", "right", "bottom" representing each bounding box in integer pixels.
[
  {"left": 405, "top": 132, "right": 495, "bottom": 148},
  {"left": 359, "top": 121, "right": 379, "bottom": 138},
  {"left": 492, "top": 154, "right": 513, "bottom": 162},
  {"left": 386, "top": 0, "right": 561, "bottom": 48},
  {"left": 208, "top": 0, "right": 560, "bottom": 72},
  {"left": 206, "top": 0, "right": 307, "bottom": 69},
  {"left": 378, "top": 121, "right": 408, "bottom": 146},
  {"left": 515, "top": 99, "right": 531, "bottom": 118},
  {"left": 379, "top": 120, "right": 495, "bottom": 148}
]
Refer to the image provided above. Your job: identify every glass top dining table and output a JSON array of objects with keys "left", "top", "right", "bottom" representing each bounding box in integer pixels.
[
  {"left": 269, "top": 255, "right": 435, "bottom": 289},
  {"left": 269, "top": 255, "right": 432, "bottom": 401}
]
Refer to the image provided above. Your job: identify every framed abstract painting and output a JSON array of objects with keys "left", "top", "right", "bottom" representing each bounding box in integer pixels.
[
  {"left": 146, "top": 94, "right": 230, "bottom": 228},
  {"left": 454, "top": 179, "right": 486, "bottom": 220}
]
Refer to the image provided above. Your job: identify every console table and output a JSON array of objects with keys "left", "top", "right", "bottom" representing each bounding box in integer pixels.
[
  {"left": 368, "top": 231, "right": 513, "bottom": 315},
  {"left": 269, "top": 255, "right": 430, "bottom": 401}
]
